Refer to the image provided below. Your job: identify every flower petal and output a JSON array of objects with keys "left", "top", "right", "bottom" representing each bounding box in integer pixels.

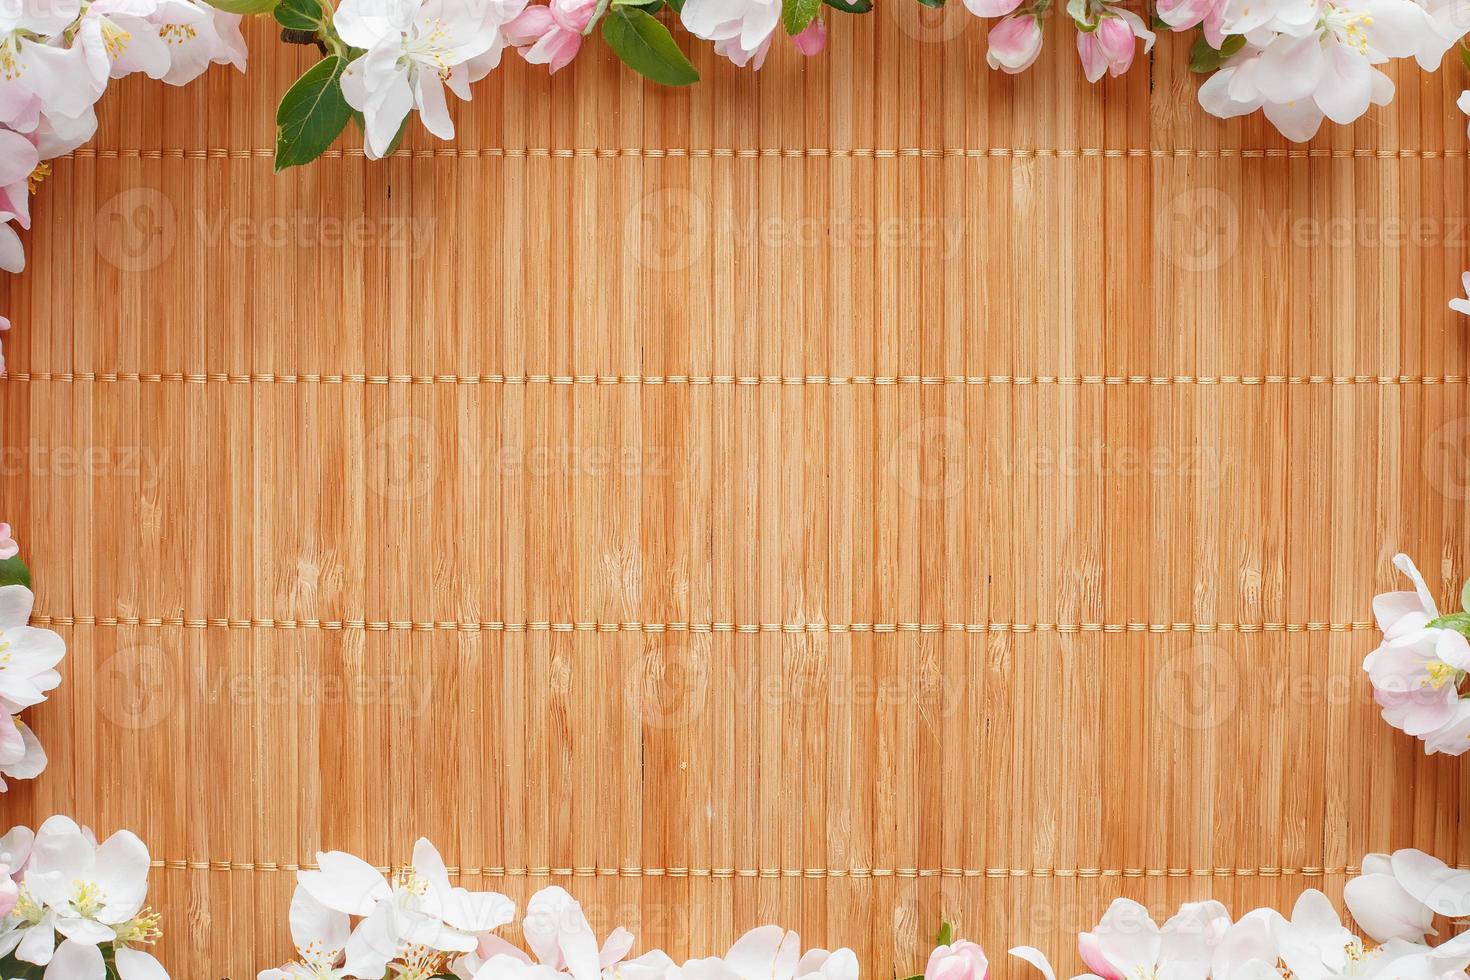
[
  {"left": 1256, "top": 34, "right": 1324, "bottom": 103},
  {"left": 288, "top": 883, "right": 350, "bottom": 958},
  {"left": 114, "top": 948, "right": 170, "bottom": 980},
  {"left": 726, "top": 926, "right": 800, "bottom": 980},
  {"left": 1390, "top": 848, "right": 1470, "bottom": 917},
  {"left": 298, "top": 850, "right": 391, "bottom": 916},
  {"left": 43, "top": 939, "right": 105, "bottom": 980},
  {"left": 1344, "top": 871, "right": 1435, "bottom": 943}
]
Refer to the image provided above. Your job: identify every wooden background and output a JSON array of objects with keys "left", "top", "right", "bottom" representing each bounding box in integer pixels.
[{"left": 1, "top": 11, "right": 1469, "bottom": 977}]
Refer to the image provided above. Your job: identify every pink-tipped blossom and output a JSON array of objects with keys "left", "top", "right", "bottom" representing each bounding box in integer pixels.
[
  {"left": 924, "top": 940, "right": 989, "bottom": 980},
  {"left": 1078, "top": 17, "right": 1128, "bottom": 80},
  {"left": 0, "top": 524, "right": 15, "bottom": 561},
  {"left": 0, "top": 129, "right": 36, "bottom": 275},
  {"left": 1363, "top": 554, "right": 1470, "bottom": 754},
  {"left": 712, "top": 32, "right": 774, "bottom": 68},
  {"left": 986, "top": 14, "right": 1043, "bottom": 72},
  {"left": 506, "top": 0, "right": 599, "bottom": 73}
]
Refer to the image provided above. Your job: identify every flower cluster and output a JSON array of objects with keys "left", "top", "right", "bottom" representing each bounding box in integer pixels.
[
  {"left": 672, "top": 0, "right": 1470, "bottom": 144},
  {"left": 0, "top": 0, "right": 246, "bottom": 356},
  {"left": 0, "top": 0, "right": 1462, "bottom": 270},
  {"left": 1363, "top": 553, "right": 1470, "bottom": 755},
  {"left": 1014, "top": 849, "right": 1470, "bottom": 980},
  {"left": 296, "top": 0, "right": 1470, "bottom": 151},
  {"left": 257, "top": 839, "right": 870, "bottom": 980},
  {"left": 0, "top": 530, "right": 65, "bottom": 790},
  {"left": 1194, "top": 0, "right": 1470, "bottom": 141},
  {"left": 282, "top": 0, "right": 828, "bottom": 167},
  {"left": 261, "top": 842, "right": 1470, "bottom": 980},
  {"left": 0, "top": 816, "right": 170, "bottom": 980}
]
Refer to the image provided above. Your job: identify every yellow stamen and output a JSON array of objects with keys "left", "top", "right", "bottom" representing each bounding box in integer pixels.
[
  {"left": 72, "top": 880, "right": 104, "bottom": 918},
  {"left": 1427, "top": 661, "right": 1457, "bottom": 689},
  {"left": 102, "top": 20, "right": 132, "bottom": 58},
  {"left": 25, "top": 163, "right": 48, "bottom": 195},
  {"left": 158, "top": 23, "right": 199, "bottom": 44},
  {"left": 114, "top": 908, "right": 163, "bottom": 945}
]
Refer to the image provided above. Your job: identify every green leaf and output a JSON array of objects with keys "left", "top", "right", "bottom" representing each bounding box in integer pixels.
[
  {"left": 1188, "top": 30, "right": 1244, "bottom": 72},
  {"left": 204, "top": 0, "right": 279, "bottom": 13},
  {"left": 383, "top": 117, "right": 410, "bottom": 158},
  {"left": 1427, "top": 612, "right": 1470, "bottom": 636},
  {"left": 601, "top": 7, "right": 699, "bottom": 86},
  {"left": 274, "top": 0, "right": 322, "bottom": 30},
  {"left": 821, "top": 0, "right": 871, "bottom": 13},
  {"left": 1187, "top": 32, "right": 1219, "bottom": 71},
  {"left": 936, "top": 922, "right": 954, "bottom": 947},
  {"left": 915, "top": 0, "right": 946, "bottom": 8},
  {"left": 783, "top": 0, "right": 822, "bottom": 32},
  {"left": 1461, "top": 40, "right": 1470, "bottom": 72},
  {"left": 0, "top": 557, "right": 30, "bottom": 589},
  {"left": 0, "top": 951, "right": 46, "bottom": 979},
  {"left": 1460, "top": 578, "right": 1470, "bottom": 614},
  {"left": 275, "top": 55, "right": 353, "bottom": 171},
  {"left": 664, "top": 0, "right": 685, "bottom": 13}
]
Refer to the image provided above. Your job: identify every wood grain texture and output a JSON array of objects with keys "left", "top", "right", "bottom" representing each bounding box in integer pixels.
[{"left": 1, "top": 11, "right": 1469, "bottom": 977}]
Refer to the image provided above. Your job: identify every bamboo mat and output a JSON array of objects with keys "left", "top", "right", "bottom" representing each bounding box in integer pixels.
[{"left": 1, "top": 11, "right": 1470, "bottom": 978}]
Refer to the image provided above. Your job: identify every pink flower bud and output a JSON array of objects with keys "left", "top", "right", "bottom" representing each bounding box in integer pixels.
[
  {"left": 924, "top": 941, "right": 989, "bottom": 980},
  {"left": 986, "top": 14, "right": 1042, "bottom": 72},
  {"left": 553, "top": 0, "right": 600, "bottom": 32},
  {"left": 1097, "top": 16, "right": 1135, "bottom": 62},
  {"left": 1076, "top": 31, "right": 1106, "bottom": 82},
  {"left": 792, "top": 17, "right": 827, "bottom": 55},
  {"left": 0, "top": 523, "right": 15, "bottom": 561},
  {"left": 1076, "top": 15, "right": 1137, "bottom": 81},
  {"left": 506, "top": 2, "right": 588, "bottom": 73}
]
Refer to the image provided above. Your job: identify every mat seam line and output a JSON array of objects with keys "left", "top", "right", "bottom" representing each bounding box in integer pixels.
[
  {"left": 5, "top": 373, "right": 1464, "bottom": 387},
  {"left": 32, "top": 615, "right": 1375, "bottom": 633},
  {"left": 61, "top": 147, "right": 1470, "bottom": 160},
  {"left": 147, "top": 862, "right": 1391, "bottom": 877}
]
